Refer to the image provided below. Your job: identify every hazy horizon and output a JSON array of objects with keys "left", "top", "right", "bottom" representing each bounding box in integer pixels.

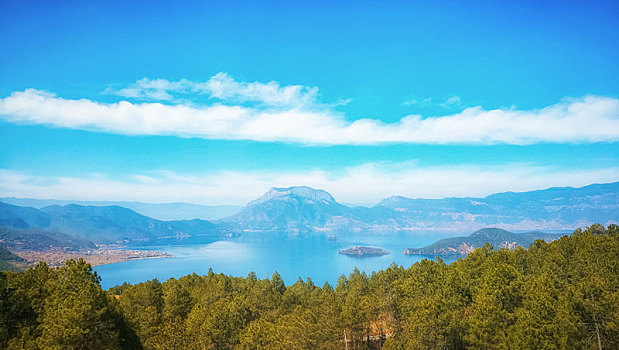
[{"left": 1, "top": 180, "right": 617, "bottom": 207}]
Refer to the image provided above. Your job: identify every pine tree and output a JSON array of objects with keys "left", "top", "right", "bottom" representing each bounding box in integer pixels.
[{"left": 37, "top": 259, "right": 121, "bottom": 350}]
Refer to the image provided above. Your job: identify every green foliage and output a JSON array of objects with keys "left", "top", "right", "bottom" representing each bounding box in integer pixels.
[
  {"left": 0, "top": 226, "right": 97, "bottom": 252},
  {"left": 118, "top": 279, "right": 163, "bottom": 349},
  {"left": 0, "top": 224, "right": 617, "bottom": 349},
  {"left": 1, "top": 260, "right": 127, "bottom": 349},
  {"left": 0, "top": 248, "right": 23, "bottom": 273},
  {"left": 36, "top": 260, "right": 120, "bottom": 350},
  {"left": 270, "top": 271, "right": 286, "bottom": 294}
]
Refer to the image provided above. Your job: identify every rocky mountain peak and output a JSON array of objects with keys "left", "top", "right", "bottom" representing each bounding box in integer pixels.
[
  {"left": 376, "top": 196, "right": 410, "bottom": 208},
  {"left": 247, "top": 186, "right": 336, "bottom": 207}
]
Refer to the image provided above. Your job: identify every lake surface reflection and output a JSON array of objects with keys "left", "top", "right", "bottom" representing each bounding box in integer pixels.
[{"left": 94, "top": 231, "right": 457, "bottom": 289}]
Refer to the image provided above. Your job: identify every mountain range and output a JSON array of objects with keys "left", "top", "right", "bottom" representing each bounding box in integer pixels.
[
  {"left": 403, "top": 228, "right": 563, "bottom": 256},
  {"left": 375, "top": 182, "right": 619, "bottom": 231},
  {"left": 0, "top": 202, "right": 227, "bottom": 244},
  {"left": 0, "top": 197, "right": 242, "bottom": 221},
  {"left": 1, "top": 182, "right": 617, "bottom": 245},
  {"left": 219, "top": 182, "right": 619, "bottom": 233}
]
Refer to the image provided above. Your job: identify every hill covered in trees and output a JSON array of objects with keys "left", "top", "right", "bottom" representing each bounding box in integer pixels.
[
  {"left": 0, "top": 226, "right": 97, "bottom": 252},
  {"left": 404, "top": 228, "right": 562, "bottom": 256},
  {"left": 0, "top": 202, "right": 226, "bottom": 244},
  {"left": 0, "top": 224, "right": 617, "bottom": 349},
  {"left": 0, "top": 244, "right": 23, "bottom": 272}
]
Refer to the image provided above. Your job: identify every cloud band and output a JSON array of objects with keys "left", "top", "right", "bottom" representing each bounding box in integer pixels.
[
  {"left": 1, "top": 164, "right": 618, "bottom": 205},
  {"left": 1, "top": 76, "right": 618, "bottom": 145}
]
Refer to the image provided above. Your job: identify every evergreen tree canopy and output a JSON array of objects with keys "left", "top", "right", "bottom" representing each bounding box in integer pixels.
[{"left": 0, "top": 224, "right": 617, "bottom": 349}]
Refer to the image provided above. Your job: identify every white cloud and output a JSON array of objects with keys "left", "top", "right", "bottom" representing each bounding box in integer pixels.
[
  {"left": 1, "top": 164, "right": 618, "bottom": 206},
  {"left": 440, "top": 95, "right": 461, "bottom": 108},
  {"left": 1, "top": 83, "right": 619, "bottom": 145},
  {"left": 402, "top": 97, "right": 432, "bottom": 106},
  {"left": 103, "top": 73, "right": 321, "bottom": 108}
]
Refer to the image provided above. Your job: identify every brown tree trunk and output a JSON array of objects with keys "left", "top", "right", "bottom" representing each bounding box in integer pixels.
[
  {"left": 595, "top": 321, "right": 603, "bottom": 350},
  {"left": 591, "top": 291, "right": 603, "bottom": 350}
]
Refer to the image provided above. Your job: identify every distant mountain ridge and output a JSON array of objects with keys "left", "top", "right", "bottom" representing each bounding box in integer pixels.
[
  {"left": 0, "top": 202, "right": 226, "bottom": 244},
  {"left": 373, "top": 182, "right": 619, "bottom": 232},
  {"left": 248, "top": 186, "right": 336, "bottom": 206},
  {"left": 1, "top": 182, "right": 617, "bottom": 239},
  {"left": 403, "top": 228, "right": 563, "bottom": 256},
  {"left": 221, "top": 182, "right": 619, "bottom": 233},
  {"left": 0, "top": 197, "right": 242, "bottom": 221}
]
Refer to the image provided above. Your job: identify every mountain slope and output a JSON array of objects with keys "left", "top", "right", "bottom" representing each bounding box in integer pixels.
[
  {"left": 404, "top": 228, "right": 563, "bottom": 256},
  {"left": 0, "top": 226, "right": 97, "bottom": 251},
  {"left": 0, "top": 243, "right": 24, "bottom": 271},
  {"left": 221, "top": 182, "right": 619, "bottom": 233},
  {"left": 0, "top": 197, "right": 242, "bottom": 220},
  {"left": 2, "top": 182, "right": 617, "bottom": 238},
  {"left": 374, "top": 182, "right": 619, "bottom": 231},
  {"left": 220, "top": 186, "right": 363, "bottom": 232},
  {"left": 0, "top": 202, "right": 50, "bottom": 228},
  {"left": 0, "top": 202, "right": 223, "bottom": 244}
]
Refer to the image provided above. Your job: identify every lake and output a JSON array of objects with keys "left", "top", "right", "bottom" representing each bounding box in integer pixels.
[{"left": 94, "top": 231, "right": 457, "bottom": 289}]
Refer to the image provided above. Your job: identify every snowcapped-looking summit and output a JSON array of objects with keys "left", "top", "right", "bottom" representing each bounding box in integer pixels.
[{"left": 248, "top": 186, "right": 336, "bottom": 206}]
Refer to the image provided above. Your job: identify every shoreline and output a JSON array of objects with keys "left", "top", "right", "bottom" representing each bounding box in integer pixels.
[{"left": 13, "top": 248, "right": 173, "bottom": 268}]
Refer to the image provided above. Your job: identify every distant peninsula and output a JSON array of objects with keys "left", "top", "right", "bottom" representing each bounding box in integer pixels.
[
  {"left": 339, "top": 246, "right": 390, "bottom": 257},
  {"left": 404, "top": 228, "right": 563, "bottom": 256}
]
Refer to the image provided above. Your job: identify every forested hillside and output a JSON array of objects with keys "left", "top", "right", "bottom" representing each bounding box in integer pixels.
[
  {"left": 0, "top": 226, "right": 97, "bottom": 252},
  {"left": 0, "top": 244, "right": 23, "bottom": 272},
  {"left": 404, "top": 228, "right": 562, "bottom": 256},
  {"left": 0, "top": 202, "right": 224, "bottom": 244},
  {"left": 1, "top": 224, "right": 617, "bottom": 349}
]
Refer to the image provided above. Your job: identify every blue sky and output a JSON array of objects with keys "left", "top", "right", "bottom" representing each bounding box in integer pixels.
[{"left": 1, "top": 0, "right": 618, "bottom": 205}]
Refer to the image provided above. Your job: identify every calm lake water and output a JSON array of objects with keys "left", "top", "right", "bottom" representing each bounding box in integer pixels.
[{"left": 94, "top": 231, "right": 457, "bottom": 289}]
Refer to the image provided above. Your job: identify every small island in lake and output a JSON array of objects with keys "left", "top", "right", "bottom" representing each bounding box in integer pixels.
[{"left": 338, "top": 246, "right": 390, "bottom": 257}]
